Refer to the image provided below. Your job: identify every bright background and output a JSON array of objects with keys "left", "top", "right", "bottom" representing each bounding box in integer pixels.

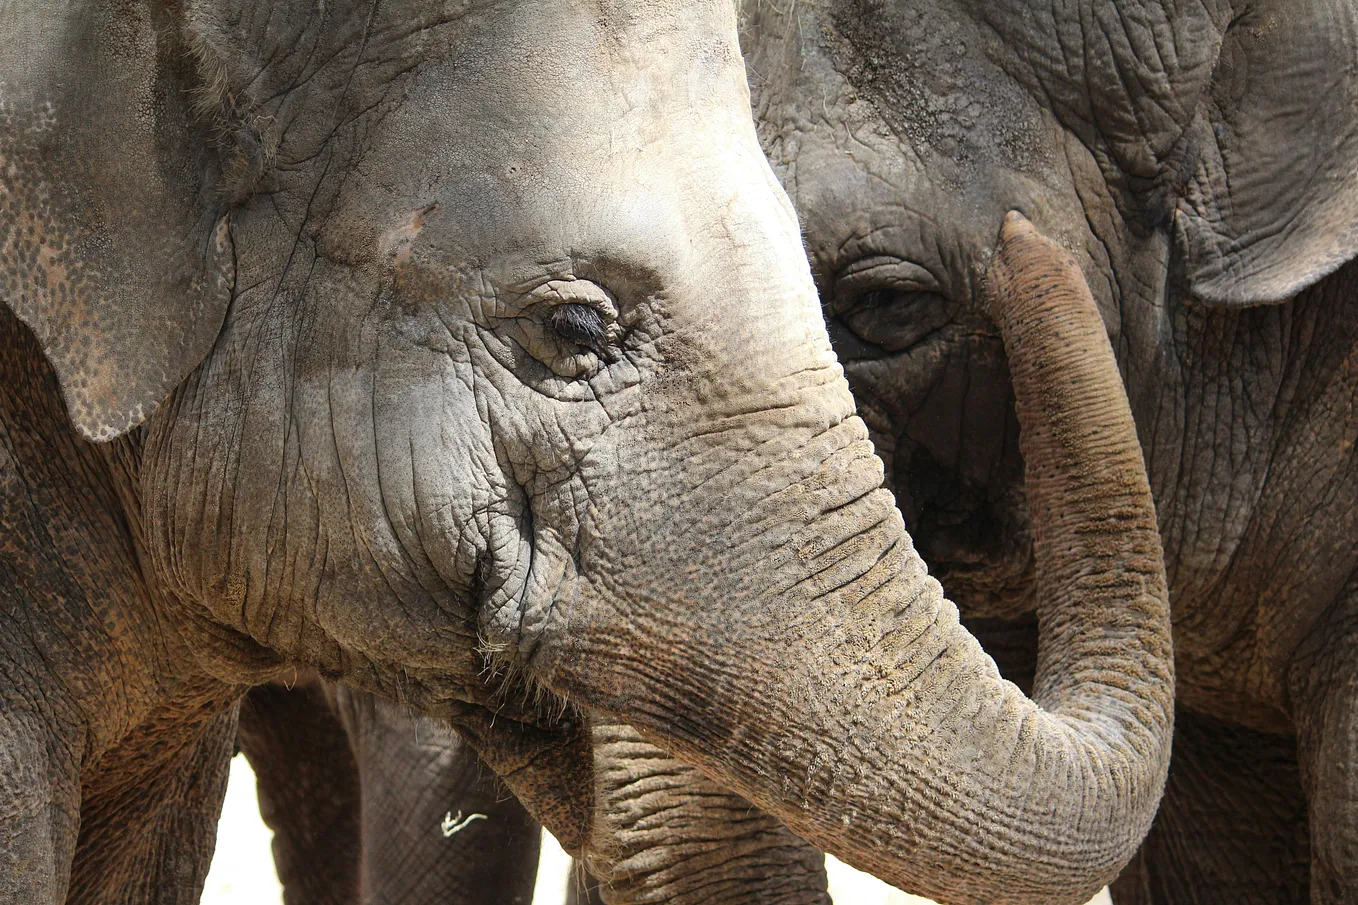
[{"left": 201, "top": 755, "right": 1113, "bottom": 905}]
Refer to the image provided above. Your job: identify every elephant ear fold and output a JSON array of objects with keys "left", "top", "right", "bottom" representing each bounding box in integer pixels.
[
  {"left": 1, "top": 3, "right": 233, "bottom": 442},
  {"left": 1174, "top": 1, "right": 1358, "bottom": 306}
]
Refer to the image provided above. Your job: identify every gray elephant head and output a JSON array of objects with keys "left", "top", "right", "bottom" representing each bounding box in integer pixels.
[
  {"left": 5, "top": 0, "right": 832, "bottom": 690},
  {"left": 741, "top": 0, "right": 1358, "bottom": 633},
  {"left": 4, "top": 2, "right": 1173, "bottom": 903}
]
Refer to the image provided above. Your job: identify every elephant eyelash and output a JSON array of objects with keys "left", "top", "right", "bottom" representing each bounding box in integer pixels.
[{"left": 548, "top": 303, "right": 617, "bottom": 362}]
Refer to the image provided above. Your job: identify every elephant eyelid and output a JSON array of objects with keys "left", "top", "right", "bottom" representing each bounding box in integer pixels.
[
  {"left": 833, "top": 258, "right": 944, "bottom": 315},
  {"left": 835, "top": 255, "right": 905, "bottom": 281}
]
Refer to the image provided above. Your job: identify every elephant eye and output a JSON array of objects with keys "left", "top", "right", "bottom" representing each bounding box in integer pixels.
[
  {"left": 549, "top": 303, "right": 611, "bottom": 356},
  {"left": 857, "top": 288, "right": 900, "bottom": 310},
  {"left": 836, "top": 287, "right": 959, "bottom": 353}
]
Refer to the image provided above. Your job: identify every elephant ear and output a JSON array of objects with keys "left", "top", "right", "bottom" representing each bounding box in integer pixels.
[
  {"left": 1173, "top": 0, "right": 1358, "bottom": 305},
  {"left": 0, "top": 2, "right": 232, "bottom": 441}
]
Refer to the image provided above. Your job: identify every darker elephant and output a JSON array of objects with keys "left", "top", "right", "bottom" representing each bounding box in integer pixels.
[
  {"left": 1, "top": 2, "right": 1172, "bottom": 904},
  {"left": 741, "top": 2, "right": 1358, "bottom": 903}
]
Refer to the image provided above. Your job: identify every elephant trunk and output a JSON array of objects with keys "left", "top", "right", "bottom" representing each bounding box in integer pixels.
[
  {"left": 555, "top": 213, "right": 1172, "bottom": 905},
  {"left": 583, "top": 719, "right": 830, "bottom": 905}
]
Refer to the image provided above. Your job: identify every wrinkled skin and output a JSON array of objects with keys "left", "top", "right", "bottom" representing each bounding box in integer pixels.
[
  {"left": 741, "top": 2, "right": 1358, "bottom": 902},
  {"left": 577, "top": 721, "right": 828, "bottom": 905},
  {"left": 2, "top": 2, "right": 1174, "bottom": 904},
  {"left": 236, "top": 675, "right": 542, "bottom": 905},
  {"left": 242, "top": 681, "right": 827, "bottom": 905}
]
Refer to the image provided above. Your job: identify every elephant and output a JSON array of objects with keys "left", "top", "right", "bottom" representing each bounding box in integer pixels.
[
  {"left": 239, "top": 678, "right": 827, "bottom": 905},
  {"left": 738, "top": 1, "right": 1358, "bottom": 903},
  {"left": 0, "top": 1, "right": 1174, "bottom": 903}
]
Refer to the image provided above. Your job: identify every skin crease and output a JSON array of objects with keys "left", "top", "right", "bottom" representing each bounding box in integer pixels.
[
  {"left": 740, "top": 1, "right": 1358, "bottom": 902},
  {"left": 1, "top": 3, "right": 1174, "bottom": 905}
]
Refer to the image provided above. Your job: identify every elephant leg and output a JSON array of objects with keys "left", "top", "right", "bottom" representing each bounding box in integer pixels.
[
  {"left": 69, "top": 696, "right": 239, "bottom": 905},
  {"left": 1110, "top": 706, "right": 1310, "bottom": 905},
  {"left": 0, "top": 711, "right": 79, "bottom": 905},
  {"left": 236, "top": 676, "right": 362, "bottom": 905},
  {"left": 331, "top": 686, "right": 542, "bottom": 905},
  {"left": 1291, "top": 591, "right": 1358, "bottom": 905},
  {"left": 582, "top": 720, "right": 830, "bottom": 905}
]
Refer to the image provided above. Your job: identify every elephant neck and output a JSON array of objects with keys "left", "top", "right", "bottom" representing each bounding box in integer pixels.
[{"left": 0, "top": 306, "right": 248, "bottom": 762}]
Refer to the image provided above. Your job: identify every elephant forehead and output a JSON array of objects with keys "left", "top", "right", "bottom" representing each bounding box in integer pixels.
[
  {"left": 822, "top": 0, "right": 1228, "bottom": 188},
  {"left": 186, "top": 0, "right": 750, "bottom": 165},
  {"left": 823, "top": 0, "right": 1049, "bottom": 175},
  {"left": 749, "top": 3, "right": 1090, "bottom": 254},
  {"left": 218, "top": 0, "right": 776, "bottom": 286}
]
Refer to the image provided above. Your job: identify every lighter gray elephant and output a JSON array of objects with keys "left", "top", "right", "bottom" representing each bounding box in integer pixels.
[
  {"left": 2, "top": 2, "right": 1170, "bottom": 904},
  {"left": 740, "top": 2, "right": 1358, "bottom": 902}
]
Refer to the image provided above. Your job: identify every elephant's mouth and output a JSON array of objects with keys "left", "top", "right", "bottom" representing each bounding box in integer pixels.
[{"left": 831, "top": 315, "right": 1037, "bottom": 619}]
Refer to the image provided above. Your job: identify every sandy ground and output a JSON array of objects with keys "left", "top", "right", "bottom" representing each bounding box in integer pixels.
[{"left": 201, "top": 755, "right": 1112, "bottom": 905}]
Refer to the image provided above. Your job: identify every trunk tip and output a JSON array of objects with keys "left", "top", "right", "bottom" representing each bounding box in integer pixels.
[{"left": 999, "top": 209, "right": 1036, "bottom": 243}]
